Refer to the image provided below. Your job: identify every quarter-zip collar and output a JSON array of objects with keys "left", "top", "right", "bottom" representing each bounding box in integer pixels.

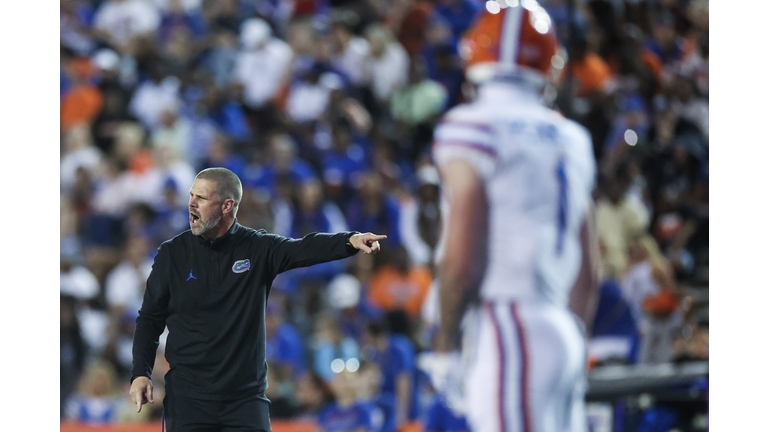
[{"left": 195, "top": 218, "right": 242, "bottom": 250}]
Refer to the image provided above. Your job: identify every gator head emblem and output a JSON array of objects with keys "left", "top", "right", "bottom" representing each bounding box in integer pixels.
[{"left": 232, "top": 259, "right": 251, "bottom": 273}]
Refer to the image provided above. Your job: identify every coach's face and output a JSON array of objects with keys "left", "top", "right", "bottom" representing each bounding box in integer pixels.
[{"left": 189, "top": 178, "right": 223, "bottom": 237}]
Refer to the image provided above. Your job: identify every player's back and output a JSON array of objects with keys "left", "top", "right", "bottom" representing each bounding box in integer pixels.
[{"left": 433, "top": 80, "right": 596, "bottom": 307}]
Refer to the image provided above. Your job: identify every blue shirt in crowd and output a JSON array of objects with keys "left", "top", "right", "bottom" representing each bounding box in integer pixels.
[{"left": 318, "top": 401, "right": 376, "bottom": 432}]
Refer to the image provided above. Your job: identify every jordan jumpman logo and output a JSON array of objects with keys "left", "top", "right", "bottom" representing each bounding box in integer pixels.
[{"left": 187, "top": 269, "right": 197, "bottom": 281}]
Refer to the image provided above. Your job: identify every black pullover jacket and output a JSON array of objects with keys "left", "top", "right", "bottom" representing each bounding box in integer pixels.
[{"left": 131, "top": 220, "right": 359, "bottom": 400}]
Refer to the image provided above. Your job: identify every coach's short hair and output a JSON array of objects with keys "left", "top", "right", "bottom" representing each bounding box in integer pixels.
[{"left": 196, "top": 168, "right": 243, "bottom": 215}]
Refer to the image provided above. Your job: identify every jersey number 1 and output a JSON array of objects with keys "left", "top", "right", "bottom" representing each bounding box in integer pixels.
[{"left": 555, "top": 157, "right": 567, "bottom": 255}]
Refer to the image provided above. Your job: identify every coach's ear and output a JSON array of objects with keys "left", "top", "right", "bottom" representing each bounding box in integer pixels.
[{"left": 222, "top": 198, "right": 236, "bottom": 215}]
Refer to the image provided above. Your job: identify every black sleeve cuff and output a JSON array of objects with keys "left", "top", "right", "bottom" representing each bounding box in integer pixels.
[
  {"left": 345, "top": 231, "right": 361, "bottom": 256},
  {"left": 130, "top": 375, "right": 151, "bottom": 384}
]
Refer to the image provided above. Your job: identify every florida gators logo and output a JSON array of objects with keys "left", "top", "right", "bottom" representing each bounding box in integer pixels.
[{"left": 232, "top": 259, "right": 251, "bottom": 273}]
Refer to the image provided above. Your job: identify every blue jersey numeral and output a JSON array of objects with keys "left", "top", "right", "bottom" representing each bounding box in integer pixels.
[{"left": 555, "top": 157, "right": 568, "bottom": 255}]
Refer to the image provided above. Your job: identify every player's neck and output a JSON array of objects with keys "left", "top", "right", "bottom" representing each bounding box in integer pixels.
[{"left": 479, "top": 78, "right": 542, "bottom": 102}]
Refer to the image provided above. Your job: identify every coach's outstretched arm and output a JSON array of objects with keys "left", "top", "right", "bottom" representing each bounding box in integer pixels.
[
  {"left": 266, "top": 231, "right": 387, "bottom": 276},
  {"left": 434, "top": 160, "right": 489, "bottom": 352}
]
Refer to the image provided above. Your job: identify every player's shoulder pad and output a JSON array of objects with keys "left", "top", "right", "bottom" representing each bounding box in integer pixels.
[
  {"left": 438, "top": 102, "right": 493, "bottom": 127},
  {"left": 434, "top": 104, "right": 497, "bottom": 153},
  {"left": 560, "top": 116, "right": 593, "bottom": 145}
]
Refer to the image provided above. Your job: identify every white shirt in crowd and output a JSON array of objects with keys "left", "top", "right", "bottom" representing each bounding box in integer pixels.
[
  {"left": 332, "top": 37, "right": 371, "bottom": 87},
  {"left": 286, "top": 73, "right": 344, "bottom": 123},
  {"left": 60, "top": 146, "right": 102, "bottom": 195},
  {"left": 106, "top": 260, "right": 153, "bottom": 312},
  {"left": 61, "top": 265, "right": 100, "bottom": 300},
  {"left": 91, "top": 172, "right": 141, "bottom": 216},
  {"left": 129, "top": 76, "right": 182, "bottom": 131},
  {"left": 398, "top": 196, "right": 433, "bottom": 267},
  {"left": 366, "top": 43, "right": 409, "bottom": 101},
  {"left": 232, "top": 38, "right": 294, "bottom": 109},
  {"left": 151, "top": 116, "right": 193, "bottom": 162},
  {"left": 150, "top": 0, "right": 201, "bottom": 13},
  {"left": 93, "top": 0, "right": 161, "bottom": 48}
]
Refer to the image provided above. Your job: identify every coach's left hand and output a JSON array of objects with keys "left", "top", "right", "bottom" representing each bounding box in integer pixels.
[{"left": 350, "top": 232, "right": 387, "bottom": 254}]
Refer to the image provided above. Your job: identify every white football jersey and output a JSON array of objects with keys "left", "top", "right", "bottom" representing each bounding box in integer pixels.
[{"left": 433, "top": 80, "right": 596, "bottom": 306}]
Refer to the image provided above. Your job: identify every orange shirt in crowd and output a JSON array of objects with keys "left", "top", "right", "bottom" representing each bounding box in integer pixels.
[
  {"left": 368, "top": 265, "right": 432, "bottom": 320},
  {"left": 61, "top": 84, "right": 104, "bottom": 130},
  {"left": 570, "top": 52, "right": 613, "bottom": 96},
  {"left": 397, "top": 1, "right": 434, "bottom": 56},
  {"left": 641, "top": 49, "right": 663, "bottom": 80},
  {"left": 128, "top": 148, "right": 155, "bottom": 175}
]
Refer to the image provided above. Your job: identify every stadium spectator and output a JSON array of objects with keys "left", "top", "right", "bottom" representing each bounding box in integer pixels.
[
  {"left": 399, "top": 164, "right": 441, "bottom": 268},
  {"left": 287, "top": 67, "right": 347, "bottom": 125},
  {"left": 265, "top": 366, "right": 298, "bottom": 419},
  {"left": 321, "top": 118, "right": 370, "bottom": 209},
  {"left": 246, "top": 133, "right": 317, "bottom": 198},
  {"left": 266, "top": 298, "right": 308, "bottom": 380},
  {"left": 149, "top": 182, "right": 189, "bottom": 243},
  {"left": 60, "top": 0, "right": 97, "bottom": 55},
  {"left": 424, "top": 393, "right": 469, "bottom": 432},
  {"left": 61, "top": 294, "right": 88, "bottom": 418},
  {"left": 200, "top": 132, "right": 248, "bottom": 180},
  {"left": 362, "top": 23, "right": 410, "bottom": 104},
  {"left": 232, "top": 17, "right": 294, "bottom": 110},
  {"left": 104, "top": 235, "right": 153, "bottom": 315},
  {"left": 345, "top": 171, "right": 403, "bottom": 249},
  {"left": 313, "top": 312, "right": 361, "bottom": 383},
  {"left": 317, "top": 369, "right": 376, "bottom": 432},
  {"left": 644, "top": 9, "right": 685, "bottom": 66},
  {"left": 568, "top": 36, "right": 616, "bottom": 97},
  {"left": 149, "top": 104, "right": 192, "bottom": 161},
  {"left": 668, "top": 74, "right": 709, "bottom": 139},
  {"left": 103, "top": 309, "right": 142, "bottom": 380},
  {"left": 587, "top": 278, "right": 642, "bottom": 367},
  {"left": 621, "top": 233, "right": 677, "bottom": 332},
  {"left": 295, "top": 371, "right": 336, "bottom": 419},
  {"left": 422, "top": 43, "right": 465, "bottom": 109},
  {"left": 64, "top": 360, "right": 125, "bottom": 423},
  {"left": 271, "top": 178, "right": 348, "bottom": 300},
  {"left": 61, "top": 247, "right": 112, "bottom": 367},
  {"left": 367, "top": 246, "right": 432, "bottom": 324},
  {"left": 357, "top": 361, "right": 397, "bottom": 432},
  {"left": 90, "top": 89, "right": 139, "bottom": 156},
  {"left": 61, "top": 60, "right": 104, "bottom": 131},
  {"left": 595, "top": 164, "right": 651, "bottom": 280},
  {"left": 61, "top": 125, "right": 103, "bottom": 197},
  {"left": 361, "top": 318, "right": 417, "bottom": 429},
  {"left": 432, "top": 0, "right": 481, "bottom": 43},
  {"left": 328, "top": 271, "right": 383, "bottom": 345},
  {"left": 390, "top": 55, "right": 448, "bottom": 127},
  {"left": 128, "top": 62, "right": 182, "bottom": 132},
  {"left": 330, "top": 16, "right": 372, "bottom": 88},
  {"left": 92, "top": 0, "right": 161, "bottom": 54},
  {"left": 638, "top": 293, "right": 684, "bottom": 364}
]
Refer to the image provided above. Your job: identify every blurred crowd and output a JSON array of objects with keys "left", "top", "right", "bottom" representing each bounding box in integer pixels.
[{"left": 60, "top": 0, "right": 709, "bottom": 429}]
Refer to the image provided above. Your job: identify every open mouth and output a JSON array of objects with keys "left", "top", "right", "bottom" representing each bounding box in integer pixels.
[{"left": 190, "top": 213, "right": 200, "bottom": 225}]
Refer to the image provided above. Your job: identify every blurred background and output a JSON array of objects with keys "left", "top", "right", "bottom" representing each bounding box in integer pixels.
[{"left": 59, "top": 0, "right": 709, "bottom": 431}]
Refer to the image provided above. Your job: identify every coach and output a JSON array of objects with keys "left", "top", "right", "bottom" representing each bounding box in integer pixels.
[{"left": 129, "top": 168, "right": 386, "bottom": 431}]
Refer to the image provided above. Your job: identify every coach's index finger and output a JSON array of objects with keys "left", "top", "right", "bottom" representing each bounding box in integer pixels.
[{"left": 366, "top": 234, "right": 388, "bottom": 241}]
